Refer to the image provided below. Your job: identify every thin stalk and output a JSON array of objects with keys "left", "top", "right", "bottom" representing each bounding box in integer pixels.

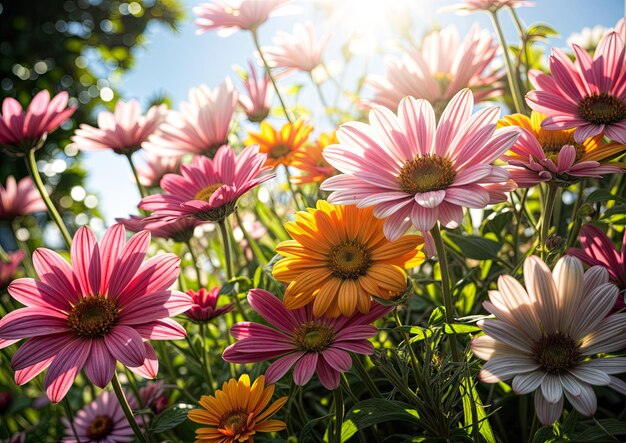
[
  {"left": 430, "top": 224, "right": 461, "bottom": 362},
  {"left": 508, "top": 7, "right": 532, "bottom": 93},
  {"left": 217, "top": 219, "right": 234, "bottom": 281},
  {"left": 333, "top": 387, "right": 344, "bottom": 443},
  {"left": 125, "top": 153, "right": 147, "bottom": 199},
  {"left": 566, "top": 181, "right": 586, "bottom": 248},
  {"left": 393, "top": 309, "right": 423, "bottom": 387},
  {"left": 111, "top": 372, "right": 149, "bottom": 443},
  {"left": 184, "top": 332, "right": 214, "bottom": 391},
  {"left": 0, "top": 243, "right": 10, "bottom": 263},
  {"left": 199, "top": 323, "right": 216, "bottom": 391},
  {"left": 489, "top": 11, "right": 525, "bottom": 114},
  {"left": 309, "top": 72, "right": 335, "bottom": 127},
  {"left": 62, "top": 397, "right": 81, "bottom": 443},
  {"left": 540, "top": 184, "right": 558, "bottom": 260},
  {"left": 283, "top": 165, "right": 305, "bottom": 212},
  {"left": 351, "top": 355, "right": 383, "bottom": 399},
  {"left": 251, "top": 29, "right": 293, "bottom": 124},
  {"left": 185, "top": 239, "right": 203, "bottom": 287},
  {"left": 234, "top": 210, "right": 268, "bottom": 265},
  {"left": 26, "top": 149, "right": 72, "bottom": 248},
  {"left": 11, "top": 220, "right": 35, "bottom": 278}
]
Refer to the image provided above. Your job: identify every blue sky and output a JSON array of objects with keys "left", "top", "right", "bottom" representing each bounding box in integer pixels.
[{"left": 83, "top": 0, "right": 623, "bottom": 224}]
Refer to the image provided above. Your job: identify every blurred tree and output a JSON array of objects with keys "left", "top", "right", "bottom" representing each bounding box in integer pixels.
[{"left": 0, "top": 0, "right": 183, "bottom": 243}]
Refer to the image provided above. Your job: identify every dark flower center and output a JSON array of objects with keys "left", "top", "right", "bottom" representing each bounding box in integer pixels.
[
  {"left": 532, "top": 332, "right": 582, "bottom": 374},
  {"left": 398, "top": 154, "right": 456, "bottom": 194},
  {"left": 328, "top": 240, "right": 372, "bottom": 280},
  {"left": 538, "top": 131, "right": 587, "bottom": 163},
  {"left": 269, "top": 144, "right": 291, "bottom": 159},
  {"left": 67, "top": 296, "right": 119, "bottom": 339},
  {"left": 220, "top": 408, "right": 249, "bottom": 435},
  {"left": 87, "top": 415, "right": 113, "bottom": 439},
  {"left": 577, "top": 93, "right": 626, "bottom": 125},
  {"left": 194, "top": 183, "right": 223, "bottom": 202},
  {"left": 293, "top": 322, "right": 335, "bottom": 352},
  {"left": 205, "top": 142, "right": 226, "bottom": 159}
]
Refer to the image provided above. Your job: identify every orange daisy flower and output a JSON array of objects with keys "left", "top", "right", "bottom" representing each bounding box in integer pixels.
[
  {"left": 188, "top": 374, "right": 287, "bottom": 443},
  {"left": 246, "top": 120, "right": 313, "bottom": 168},
  {"left": 291, "top": 131, "right": 339, "bottom": 185},
  {"left": 273, "top": 200, "right": 425, "bottom": 317}
]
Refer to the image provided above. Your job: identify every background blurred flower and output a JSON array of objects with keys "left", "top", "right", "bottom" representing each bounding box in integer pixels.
[
  {"left": 139, "top": 145, "right": 275, "bottom": 223},
  {"left": 445, "top": 0, "right": 534, "bottom": 14},
  {"left": 188, "top": 374, "right": 287, "bottom": 443},
  {"left": 72, "top": 100, "right": 167, "bottom": 155},
  {"left": 116, "top": 214, "right": 203, "bottom": 243},
  {"left": 246, "top": 120, "right": 312, "bottom": 168},
  {"left": 0, "top": 176, "right": 45, "bottom": 220},
  {"left": 145, "top": 80, "right": 238, "bottom": 158},
  {"left": 238, "top": 60, "right": 273, "bottom": 123},
  {"left": 262, "top": 22, "right": 329, "bottom": 75},
  {"left": 567, "top": 24, "right": 609, "bottom": 51},
  {"left": 0, "top": 224, "right": 192, "bottom": 402},
  {"left": 0, "top": 90, "right": 75, "bottom": 156},
  {"left": 184, "top": 287, "right": 234, "bottom": 323},
  {"left": 0, "top": 250, "right": 25, "bottom": 287},
  {"left": 135, "top": 151, "right": 182, "bottom": 188},
  {"left": 291, "top": 131, "right": 338, "bottom": 185},
  {"left": 472, "top": 256, "right": 626, "bottom": 425},
  {"left": 364, "top": 25, "right": 500, "bottom": 113},
  {"left": 527, "top": 32, "right": 626, "bottom": 144},
  {"left": 322, "top": 89, "right": 520, "bottom": 239}
]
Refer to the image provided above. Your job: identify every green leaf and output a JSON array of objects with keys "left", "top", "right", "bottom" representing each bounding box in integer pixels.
[
  {"left": 531, "top": 426, "right": 557, "bottom": 443},
  {"left": 586, "top": 189, "right": 626, "bottom": 204},
  {"left": 443, "top": 323, "right": 482, "bottom": 334},
  {"left": 428, "top": 306, "right": 446, "bottom": 328},
  {"left": 460, "top": 377, "right": 496, "bottom": 443},
  {"left": 150, "top": 403, "right": 194, "bottom": 433},
  {"left": 578, "top": 419, "right": 626, "bottom": 440},
  {"left": 341, "top": 399, "right": 421, "bottom": 442},
  {"left": 299, "top": 413, "right": 333, "bottom": 443},
  {"left": 527, "top": 23, "right": 560, "bottom": 41},
  {"left": 445, "top": 232, "right": 501, "bottom": 261}
]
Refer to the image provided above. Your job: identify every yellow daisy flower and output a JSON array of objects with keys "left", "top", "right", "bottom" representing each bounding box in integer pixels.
[{"left": 246, "top": 120, "right": 313, "bottom": 168}]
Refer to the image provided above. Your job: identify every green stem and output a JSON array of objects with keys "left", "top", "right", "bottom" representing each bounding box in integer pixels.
[
  {"left": 392, "top": 309, "right": 423, "bottom": 387},
  {"left": 540, "top": 184, "right": 558, "bottom": 260},
  {"left": 333, "top": 387, "right": 344, "bottom": 443},
  {"left": 199, "top": 323, "right": 216, "bottom": 391},
  {"left": 489, "top": 11, "right": 525, "bottom": 114},
  {"left": 251, "top": 29, "right": 293, "bottom": 124},
  {"left": 508, "top": 7, "right": 532, "bottom": 93},
  {"left": 234, "top": 210, "right": 268, "bottom": 265},
  {"left": 430, "top": 224, "right": 461, "bottom": 362},
  {"left": 186, "top": 239, "right": 203, "bottom": 287},
  {"left": 309, "top": 72, "right": 335, "bottom": 127},
  {"left": 0, "top": 243, "right": 10, "bottom": 264},
  {"left": 126, "top": 153, "right": 147, "bottom": 199},
  {"left": 111, "top": 372, "right": 149, "bottom": 443},
  {"left": 566, "top": 181, "right": 586, "bottom": 248},
  {"left": 217, "top": 219, "right": 234, "bottom": 281},
  {"left": 26, "top": 149, "right": 72, "bottom": 249},
  {"left": 62, "top": 397, "right": 82, "bottom": 443},
  {"left": 284, "top": 165, "right": 305, "bottom": 212},
  {"left": 351, "top": 355, "right": 383, "bottom": 399}
]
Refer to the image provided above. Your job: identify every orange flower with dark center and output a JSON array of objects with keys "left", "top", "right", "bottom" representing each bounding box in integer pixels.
[
  {"left": 246, "top": 120, "right": 313, "bottom": 168},
  {"left": 291, "top": 131, "right": 339, "bottom": 185}
]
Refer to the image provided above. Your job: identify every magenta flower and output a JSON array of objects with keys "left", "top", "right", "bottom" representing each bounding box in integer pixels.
[
  {"left": 139, "top": 144, "right": 275, "bottom": 224},
  {"left": 62, "top": 390, "right": 136, "bottom": 443},
  {"left": 72, "top": 100, "right": 167, "bottom": 155},
  {"left": 262, "top": 22, "right": 329, "bottom": 75},
  {"left": 238, "top": 61, "right": 273, "bottom": 123},
  {"left": 526, "top": 31, "right": 626, "bottom": 144},
  {"left": 184, "top": 287, "right": 234, "bottom": 323},
  {"left": 364, "top": 26, "right": 500, "bottom": 112},
  {"left": 0, "top": 224, "right": 193, "bottom": 403},
  {"left": 0, "top": 176, "right": 46, "bottom": 220},
  {"left": 0, "top": 90, "right": 75, "bottom": 155},
  {"left": 145, "top": 81, "right": 238, "bottom": 158},
  {"left": 0, "top": 250, "right": 25, "bottom": 287},
  {"left": 116, "top": 214, "right": 203, "bottom": 243},
  {"left": 223, "top": 289, "right": 392, "bottom": 390},
  {"left": 321, "top": 89, "right": 521, "bottom": 239},
  {"left": 193, "top": 0, "right": 296, "bottom": 37},
  {"left": 136, "top": 152, "right": 182, "bottom": 188},
  {"left": 568, "top": 224, "right": 626, "bottom": 293}
]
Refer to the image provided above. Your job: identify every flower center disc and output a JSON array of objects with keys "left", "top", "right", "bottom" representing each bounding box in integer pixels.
[
  {"left": 269, "top": 144, "right": 291, "bottom": 159},
  {"left": 399, "top": 154, "right": 456, "bottom": 194},
  {"left": 293, "top": 322, "right": 334, "bottom": 352},
  {"left": 194, "top": 183, "right": 223, "bottom": 202},
  {"left": 328, "top": 240, "right": 371, "bottom": 279},
  {"left": 220, "top": 409, "right": 249, "bottom": 435},
  {"left": 67, "top": 296, "right": 119, "bottom": 339},
  {"left": 538, "top": 132, "right": 586, "bottom": 163},
  {"left": 578, "top": 93, "right": 626, "bottom": 125},
  {"left": 87, "top": 415, "right": 113, "bottom": 439},
  {"left": 532, "top": 332, "right": 581, "bottom": 374}
]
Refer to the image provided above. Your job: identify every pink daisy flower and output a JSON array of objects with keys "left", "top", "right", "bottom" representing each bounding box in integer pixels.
[
  {"left": 238, "top": 61, "right": 273, "bottom": 123},
  {"left": 145, "top": 80, "right": 238, "bottom": 158},
  {"left": 0, "top": 224, "right": 193, "bottom": 403},
  {"left": 568, "top": 224, "right": 626, "bottom": 293},
  {"left": 0, "top": 250, "right": 25, "bottom": 287},
  {"left": 321, "top": 89, "right": 521, "bottom": 239},
  {"left": 0, "top": 90, "right": 75, "bottom": 156},
  {"left": 0, "top": 176, "right": 46, "bottom": 220},
  {"left": 364, "top": 25, "right": 500, "bottom": 112},
  {"left": 193, "top": 0, "right": 296, "bottom": 37},
  {"left": 62, "top": 390, "right": 136, "bottom": 443},
  {"left": 139, "top": 380, "right": 169, "bottom": 414},
  {"left": 184, "top": 287, "right": 234, "bottom": 323},
  {"left": 526, "top": 31, "right": 626, "bottom": 144},
  {"left": 262, "top": 22, "right": 330, "bottom": 75},
  {"left": 115, "top": 214, "right": 203, "bottom": 243},
  {"left": 472, "top": 256, "right": 626, "bottom": 425},
  {"left": 135, "top": 152, "right": 182, "bottom": 188},
  {"left": 223, "top": 289, "right": 392, "bottom": 390},
  {"left": 139, "top": 144, "right": 275, "bottom": 224},
  {"left": 71, "top": 100, "right": 167, "bottom": 155}
]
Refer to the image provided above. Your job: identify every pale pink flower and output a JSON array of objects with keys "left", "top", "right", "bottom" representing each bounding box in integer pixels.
[
  {"left": 223, "top": 289, "right": 392, "bottom": 390},
  {"left": 115, "top": 214, "right": 203, "bottom": 243},
  {"left": 0, "top": 90, "right": 75, "bottom": 155},
  {"left": 193, "top": 0, "right": 296, "bottom": 37},
  {"left": 139, "top": 380, "right": 169, "bottom": 414},
  {"left": 62, "top": 390, "right": 136, "bottom": 443},
  {"left": 145, "top": 80, "right": 238, "bottom": 158},
  {"left": 472, "top": 255, "right": 626, "bottom": 425},
  {"left": 262, "top": 22, "right": 330, "bottom": 75},
  {"left": 238, "top": 61, "right": 273, "bottom": 123},
  {"left": 0, "top": 224, "right": 193, "bottom": 403},
  {"left": 0, "top": 176, "right": 46, "bottom": 220},
  {"left": 72, "top": 100, "right": 167, "bottom": 155},
  {"left": 135, "top": 152, "right": 182, "bottom": 188},
  {"left": 444, "top": 0, "right": 534, "bottom": 14},
  {"left": 364, "top": 25, "right": 500, "bottom": 112},
  {"left": 139, "top": 144, "right": 275, "bottom": 223},
  {"left": 526, "top": 32, "right": 626, "bottom": 144},
  {"left": 0, "top": 251, "right": 25, "bottom": 287},
  {"left": 616, "top": 18, "right": 625, "bottom": 40},
  {"left": 321, "top": 89, "right": 521, "bottom": 239},
  {"left": 184, "top": 287, "right": 234, "bottom": 323}
]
